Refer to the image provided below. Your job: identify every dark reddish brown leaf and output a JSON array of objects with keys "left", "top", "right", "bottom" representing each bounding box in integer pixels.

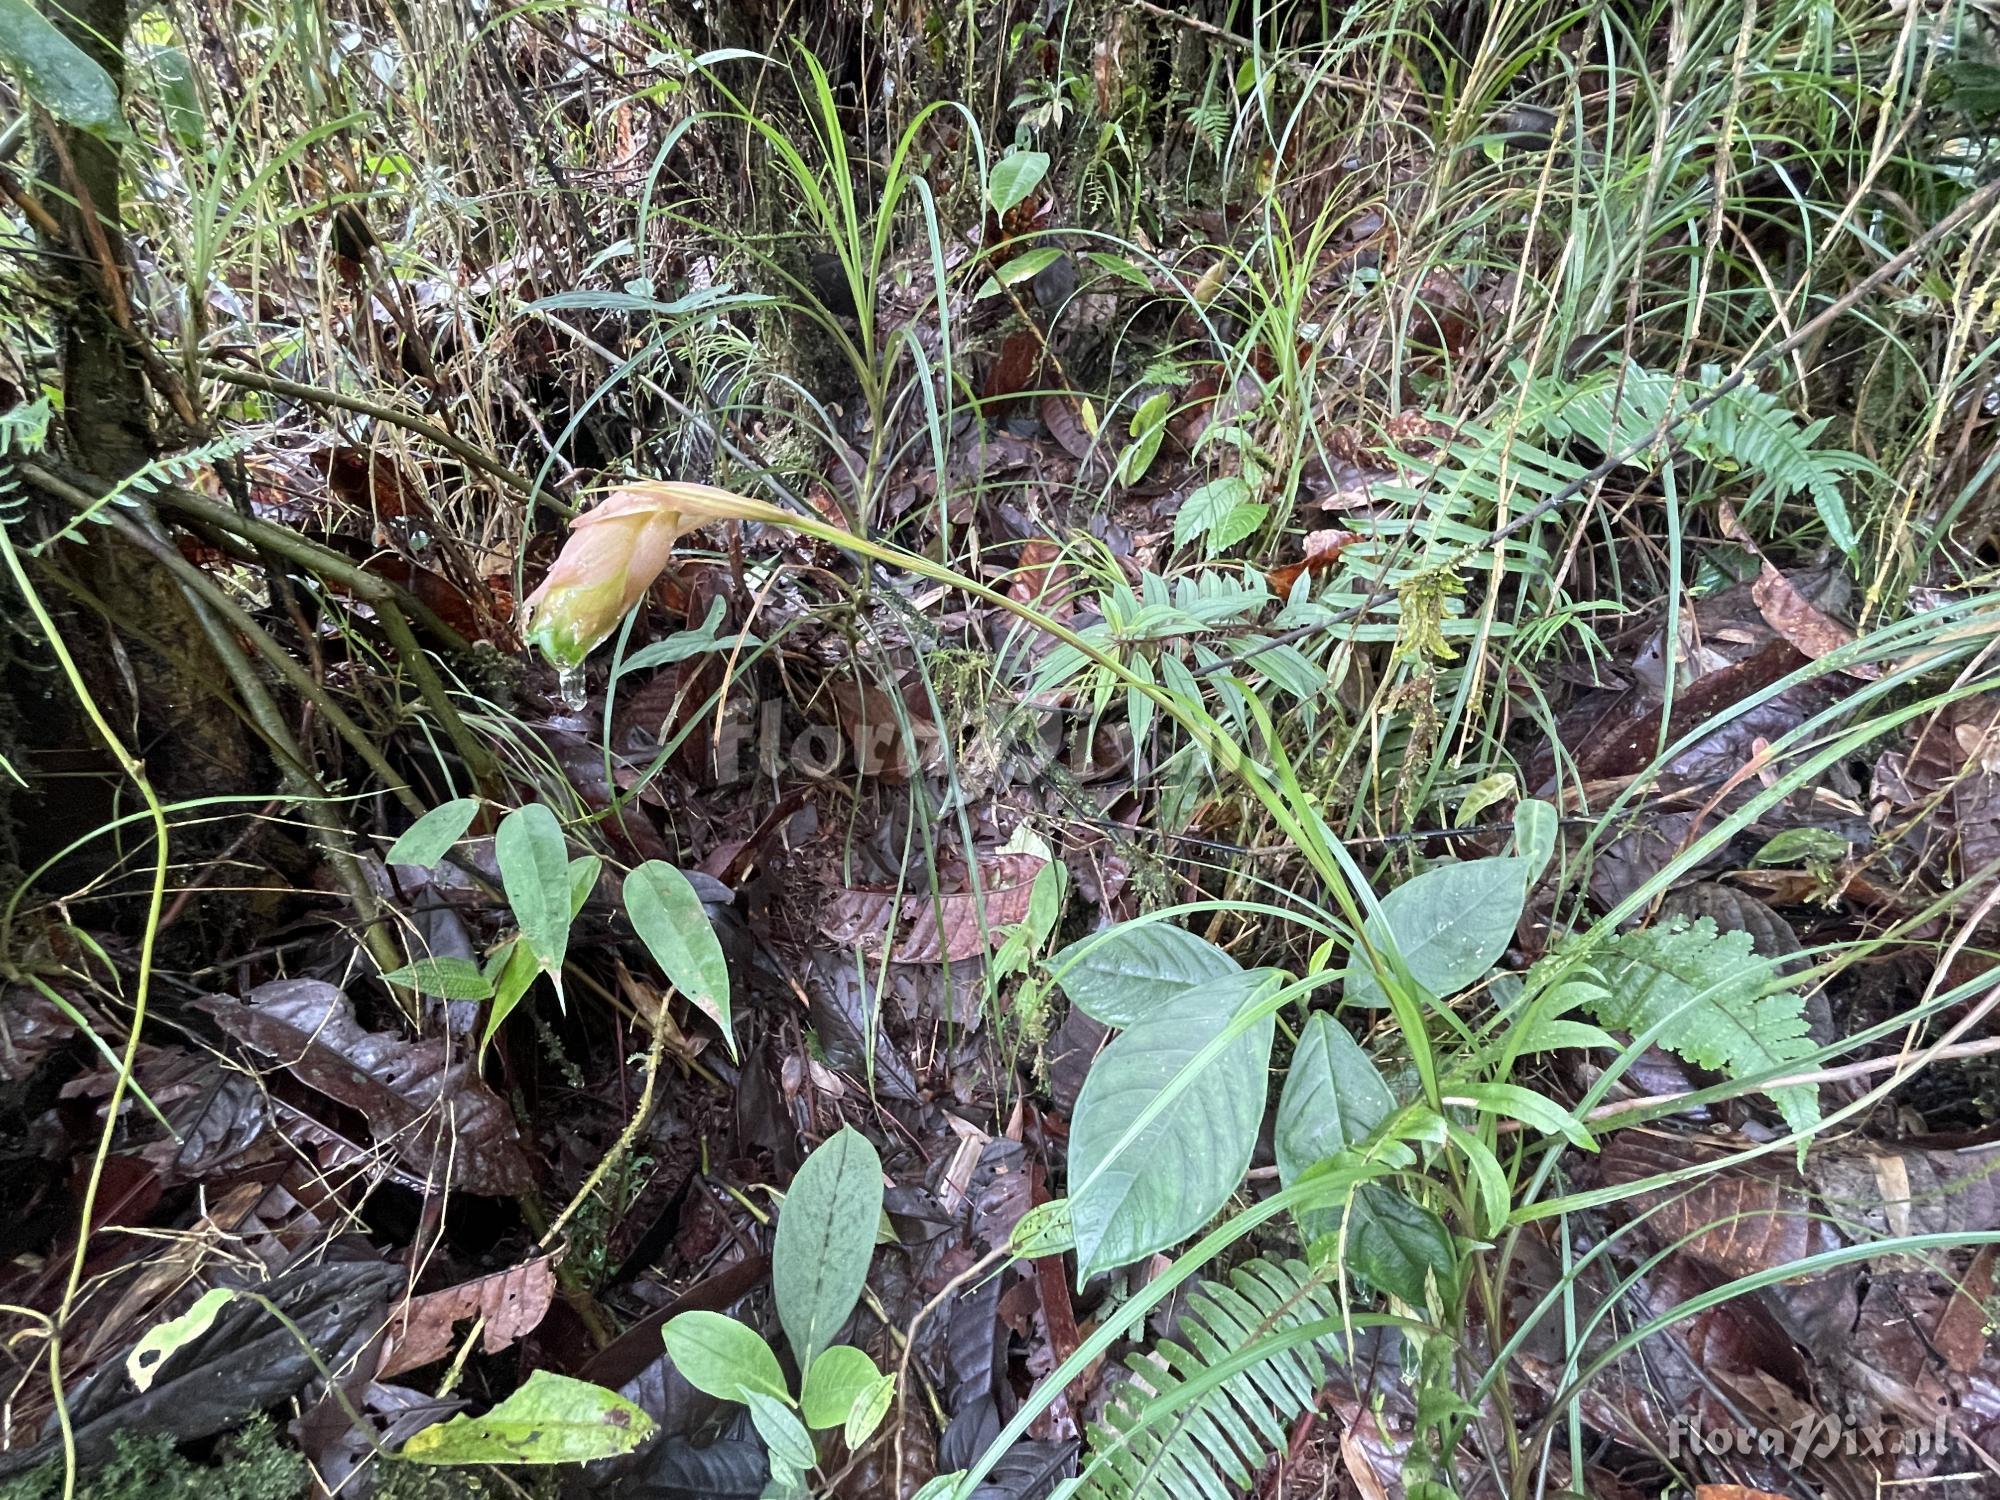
[
  {"left": 818, "top": 852, "right": 1045, "bottom": 963},
  {"left": 1266, "top": 529, "right": 1359, "bottom": 598},
  {"left": 1008, "top": 539, "right": 1076, "bottom": 621},
  {"left": 378, "top": 1254, "right": 558, "bottom": 1377},
  {"left": 198, "top": 979, "right": 534, "bottom": 1196}
]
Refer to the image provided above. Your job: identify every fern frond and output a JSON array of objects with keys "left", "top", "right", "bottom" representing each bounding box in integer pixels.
[
  {"left": 1578, "top": 915, "right": 1821, "bottom": 1138},
  {"left": 1059, "top": 1257, "right": 1348, "bottom": 1500}
]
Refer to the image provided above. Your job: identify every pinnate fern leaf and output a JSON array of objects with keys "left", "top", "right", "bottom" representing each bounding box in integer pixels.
[
  {"left": 1581, "top": 916, "right": 1820, "bottom": 1138},
  {"left": 1059, "top": 1257, "right": 1347, "bottom": 1500}
]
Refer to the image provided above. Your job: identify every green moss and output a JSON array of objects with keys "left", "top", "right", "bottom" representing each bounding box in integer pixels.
[{"left": 0, "top": 1417, "right": 306, "bottom": 1500}]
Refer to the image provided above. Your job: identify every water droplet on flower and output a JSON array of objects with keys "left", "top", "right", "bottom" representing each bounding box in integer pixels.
[{"left": 556, "top": 664, "right": 587, "bottom": 712}]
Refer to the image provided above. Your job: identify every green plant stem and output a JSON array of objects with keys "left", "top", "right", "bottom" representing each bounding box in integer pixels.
[
  {"left": 0, "top": 524, "right": 168, "bottom": 1500},
  {"left": 537, "top": 997, "right": 673, "bottom": 1253},
  {"left": 199, "top": 359, "right": 544, "bottom": 504}
]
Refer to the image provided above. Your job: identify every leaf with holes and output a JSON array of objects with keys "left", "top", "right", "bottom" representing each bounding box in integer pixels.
[{"left": 399, "top": 1371, "right": 654, "bottom": 1464}]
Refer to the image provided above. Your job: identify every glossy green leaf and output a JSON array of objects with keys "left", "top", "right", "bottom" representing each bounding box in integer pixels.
[
  {"left": 1344, "top": 856, "right": 1530, "bottom": 1008},
  {"left": 386, "top": 798, "right": 478, "bottom": 868},
  {"left": 799, "top": 1344, "right": 881, "bottom": 1430},
  {"left": 0, "top": 0, "right": 125, "bottom": 139},
  {"left": 988, "top": 149, "right": 1049, "bottom": 214},
  {"left": 975, "top": 246, "right": 1065, "bottom": 299},
  {"left": 662, "top": 1310, "right": 788, "bottom": 1404},
  {"left": 378, "top": 956, "right": 493, "bottom": 1001},
  {"left": 1316, "top": 1184, "right": 1456, "bottom": 1307},
  {"left": 1049, "top": 921, "right": 1238, "bottom": 1026},
  {"left": 773, "top": 1126, "right": 882, "bottom": 1372},
  {"left": 623, "top": 861, "right": 734, "bottom": 1055},
  {"left": 496, "top": 804, "right": 573, "bottom": 987},
  {"left": 1068, "top": 971, "right": 1277, "bottom": 1280},
  {"left": 398, "top": 1370, "right": 655, "bottom": 1464},
  {"left": 746, "top": 1391, "right": 816, "bottom": 1471},
  {"left": 1274, "top": 1013, "right": 1395, "bottom": 1240}
]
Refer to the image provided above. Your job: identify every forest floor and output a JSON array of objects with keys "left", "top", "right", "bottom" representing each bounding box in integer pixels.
[{"left": 3, "top": 2, "right": 2000, "bottom": 1499}]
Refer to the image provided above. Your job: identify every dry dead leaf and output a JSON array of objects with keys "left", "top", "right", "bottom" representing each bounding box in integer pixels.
[
  {"left": 378, "top": 1254, "right": 559, "bottom": 1378},
  {"left": 818, "top": 852, "right": 1046, "bottom": 964}
]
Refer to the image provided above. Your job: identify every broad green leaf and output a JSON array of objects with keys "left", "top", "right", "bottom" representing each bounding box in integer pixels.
[
  {"left": 1008, "top": 1198, "right": 1075, "bottom": 1258},
  {"left": 623, "top": 861, "right": 734, "bottom": 1055},
  {"left": 127, "top": 1288, "right": 234, "bottom": 1392},
  {"left": 0, "top": 0, "right": 126, "bottom": 138},
  {"left": 1049, "top": 921, "right": 1238, "bottom": 1026},
  {"left": 1206, "top": 500, "right": 1266, "bottom": 554},
  {"left": 1316, "top": 1184, "right": 1456, "bottom": 1308},
  {"left": 1456, "top": 772, "right": 1517, "bottom": 828},
  {"left": 746, "top": 1391, "right": 816, "bottom": 1472},
  {"left": 773, "top": 1126, "right": 883, "bottom": 1372},
  {"left": 1173, "top": 476, "right": 1251, "bottom": 552},
  {"left": 1344, "top": 856, "right": 1530, "bottom": 1008},
  {"left": 398, "top": 1370, "right": 655, "bottom": 1464},
  {"left": 1068, "top": 972, "right": 1277, "bottom": 1280},
  {"left": 1274, "top": 1014, "right": 1395, "bottom": 1240},
  {"left": 496, "top": 804, "right": 573, "bottom": 987},
  {"left": 844, "top": 1374, "right": 895, "bottom": 1449},
  {"left": 386, "top": 798, "right": 479, "bottom": 868},
  {"left": 799, "top": 1345, "right": 881, "bottom": 1430},
  {"left": 662, "top": 1310, "right": 788, "bottom": 1405},
  {"left": 568, "top": 855, "right": 601, "bottom": 915},
  {"left": 379, "top": 956, "right": 494, "bottom": 1001},
  {"left": 988, "top": 149, "right": 1049, "bottom": 215},
  {"left": 1450, "top": 1081, "right": 1595, "bottom": 1149}
]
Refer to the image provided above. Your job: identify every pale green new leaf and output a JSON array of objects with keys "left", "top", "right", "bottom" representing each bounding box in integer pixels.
[{"left": 662, "top": 1310, "right": 788, "bottom": 1405}]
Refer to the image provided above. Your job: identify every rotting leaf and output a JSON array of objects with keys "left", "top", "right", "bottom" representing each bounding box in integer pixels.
[
  {"left": 397, "top": 1370, "right": 655, "bottom": 1464},
  {"left": 198, "top": 979, "right": 534, "bottom": 1196},
  {"left": 0, "top": 1257, "right": 403, "bottom": 1480},
  {"left": 818, "top": 851, "right": 1046, "bottom": 964},
  {"left": 379, "top": 1254, "right": 559, "bottom": 1378}
]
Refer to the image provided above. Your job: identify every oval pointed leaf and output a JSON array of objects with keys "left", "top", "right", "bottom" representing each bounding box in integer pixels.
[
  {"left": 773, "top": 1126, "right": 883, "bottom": 1371},
  {"left": 386, "top": 798, "right": 479, "bottom": 869},
  {"left": 988, "top": 150, "right": 1049, "bottom": 214},
  {"left": 844, "top": 1374, "right": 895, "bottom": 1449},
  {"left": 624, "top": 861, "right": 734, "bottom": 1055},
  {"left": 1344, "top": 856, "right": 1529, "bottom": 1008},
  {"left": 1315, "top": 1183, "right": 1456, "bottom": 1308},
  {"left": 1050, "top": 921, "right": 1239, "bottom": 1026},
  {"left": 799, "top": 1344, "right": 881, "bottom": 1430},
  {"left": 663, "top": 1310, "right": 788, "bottom": 1405},
  {"left": 399, "top": 1370, "right": 655, "bottom": 1464},
  {"left": 1275, "top": 1014, "right": 1395, "bottom": 1240},
  {"left": 496, "top": 804, "right": 573, "bottom": 983},
  {"left": 0, "top": 0, "right": 125, "bottom": 138},
  {"left": 1068, "top": 973, "right": 1276, "bottom": 1280},
  {"left": 746, "top": 1391, "right": 816, "bottom": 1472}
]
